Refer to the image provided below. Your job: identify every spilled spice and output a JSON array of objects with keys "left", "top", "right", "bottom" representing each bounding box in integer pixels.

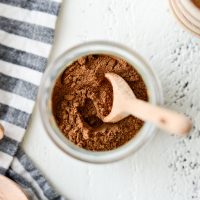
[{"left": 52, "top": 54, "right": 148, "bottom": 151}]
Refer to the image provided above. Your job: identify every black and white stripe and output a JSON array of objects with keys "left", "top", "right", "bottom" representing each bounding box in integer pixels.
[
  {"left": 0, "top": 167, "right": 7, "bottom": 174},
  {"left": 0, "top": 30, "right": 51, "bottom": 57},
  {"left": 0, "top": 121, "right": 25, "bottom": 141},
  {"left": 0, "top": 0, "right": 61, "bottom": 16},
  {"left": 0, "top": 0, "right": 64, "bottom": 199},
  {"left": 7, "top": 169, "right": 42, "bottom": 200},
  {"left": 0, "top": 60, "right": 43, "bottom": 86},
  {"left": 0, "top": 89, "right": 35, "bottom": 114},
  {"left": 0, "top": 16, "right": 54, "bottom": 44},
  {"left": 12, "top": 148, "right": 66, "bottom": 200},
  {"left": 0, "top": 3, "right": 57, "bottom": 29},
  {"left": 0, "top": 151, "right": 13, "bottom": 169},
  {"left": 0, "top": 136, "right": 18, "bottom": 156},
  {"left": 0, "top": 103, "right": 30, "bottom": 129},
  {"left": 0, "top": 44, "right": 48, "bottom": 71},
  {"left": 0, "top": 73, "right": 38, "bottom": 100}
]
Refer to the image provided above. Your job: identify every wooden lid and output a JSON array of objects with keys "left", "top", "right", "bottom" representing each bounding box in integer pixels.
[
  {"left": 178, "top": 0, "right": 200, "bottom": 28},
  {"left": 0, "top": 175, "right": 28, "bottom": 200},
  {"left": 192, "top": 0, "right": 200, "bottom": 8},
  {"left": 170, "top": 0, "right": 200, "bottom": 38}
]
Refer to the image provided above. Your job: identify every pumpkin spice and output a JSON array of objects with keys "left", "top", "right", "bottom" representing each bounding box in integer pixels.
[{"left": 52, "top": 54, "right": 148, "bottom": 151}]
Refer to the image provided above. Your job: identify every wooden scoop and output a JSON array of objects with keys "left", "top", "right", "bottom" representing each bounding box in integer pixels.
[
  {"left": 0, "top": 123, "right": 4, "bottom": 140},
  {"left": 103, "top": 73, "right": 192, "bottom": 135},
  {"left": 0, "top": 175, "right": 28, "bottom": 200}
]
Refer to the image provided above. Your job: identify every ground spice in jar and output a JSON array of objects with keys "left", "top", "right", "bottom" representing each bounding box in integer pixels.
[{"left": 52, "top": 54, "right": 148, "bottom": 151}]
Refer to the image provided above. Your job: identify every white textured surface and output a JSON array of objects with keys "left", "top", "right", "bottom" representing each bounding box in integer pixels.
[{"left": 22, "top": 0, "right": 200, "bottom": 199}]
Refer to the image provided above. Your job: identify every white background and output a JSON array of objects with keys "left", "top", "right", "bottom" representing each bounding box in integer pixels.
[{"left": 23, "top": 0, "right": 200, "bottom": 199}]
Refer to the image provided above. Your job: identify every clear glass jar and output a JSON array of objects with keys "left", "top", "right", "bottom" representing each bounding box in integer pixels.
[{"left": 38, "top": 41, "right": 163, "bottom": 164}]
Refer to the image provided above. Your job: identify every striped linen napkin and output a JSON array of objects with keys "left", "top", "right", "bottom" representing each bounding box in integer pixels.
[{"left": 0, "top": 0, "right": 65, "bottom": 199}]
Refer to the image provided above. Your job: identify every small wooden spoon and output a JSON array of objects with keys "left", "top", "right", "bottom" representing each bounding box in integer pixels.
[
  {"left": 103, "top": 73, "right": 192, "bottom": 135},
  {"left": 0, "top": 123, "right": 4, "bottom": 140},
  {"left": 0, "top": 175, "right": 28, "bottom": 200}
]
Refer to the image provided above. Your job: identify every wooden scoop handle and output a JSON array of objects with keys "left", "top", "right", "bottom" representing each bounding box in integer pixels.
[{"left": 127, "top": 99, "right": 192, "bottom": 135}]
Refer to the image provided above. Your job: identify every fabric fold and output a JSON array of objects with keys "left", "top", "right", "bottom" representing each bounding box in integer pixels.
[{"left": 0, "top": 0, "right": 65, "bottom": 199}]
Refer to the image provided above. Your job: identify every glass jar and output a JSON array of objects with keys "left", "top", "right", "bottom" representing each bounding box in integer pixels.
[{"left": 38, "top": 41, "right": 163, "bottom": 163}]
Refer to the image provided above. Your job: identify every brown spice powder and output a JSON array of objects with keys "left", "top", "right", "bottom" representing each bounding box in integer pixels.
[{"left": 52, "top": 55, "right": 148, "bottom": 151}]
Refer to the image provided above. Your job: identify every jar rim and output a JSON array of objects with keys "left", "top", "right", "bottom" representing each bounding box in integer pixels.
[{"left": 38, "top": 41, "right": 163, "bottom": 163}]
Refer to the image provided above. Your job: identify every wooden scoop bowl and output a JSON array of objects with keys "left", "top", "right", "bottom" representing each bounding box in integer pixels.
[
  {"left": 0, "top": 123, "right": 4, "bottom": 140},
  {"left": 103, "top": 73, "right": 192, "bottom": 135},
  {"left": 0, "top": 175, "right": 28, "bottom": 200}
]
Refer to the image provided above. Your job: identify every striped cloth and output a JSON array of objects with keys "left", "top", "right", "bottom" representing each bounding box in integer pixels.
[{"left": 0, "top": 0, "right": 65, "bottom": 199}]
